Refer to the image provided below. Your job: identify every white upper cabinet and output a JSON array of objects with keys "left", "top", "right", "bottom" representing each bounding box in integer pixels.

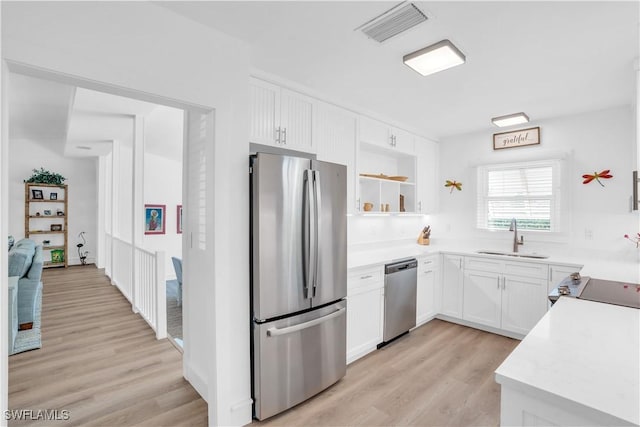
[
  {"left": 314, "top": 102, "right": 358, "bottom": 214},
  {"left": 359, "top": 115, "right": 415, "bottom": 155},
  {"left": 249, "top": 78, "right": 315, "bottom": 153},
  {"left": 249, "top": 78, "right": 280, "bottom": 146},
  {"left": 415, "top": 137, "right": 439, "bottom": 214}
]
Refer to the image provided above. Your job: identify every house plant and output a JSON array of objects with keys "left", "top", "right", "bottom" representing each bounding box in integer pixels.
[{"left": 24, "top": 168, "right": 66, "bottom": 185}]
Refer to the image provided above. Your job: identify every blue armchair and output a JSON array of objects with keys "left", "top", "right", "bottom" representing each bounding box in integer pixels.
[{"left": 171, "top": 257, "right": 182, "bottom": 306}]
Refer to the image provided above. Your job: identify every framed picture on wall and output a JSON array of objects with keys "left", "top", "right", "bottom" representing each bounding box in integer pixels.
[
  {"left": 144, "top": 204, "right": 166, "bottom": 235},
  {"left": 177, "top": 205, "right": 183, "bottom": 234}
]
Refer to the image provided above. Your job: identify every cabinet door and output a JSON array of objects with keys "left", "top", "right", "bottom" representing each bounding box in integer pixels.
[
  {"left": 463, "top": 270, "right": 502, "bottom": 328},
  {"left": 315, "top": 102, "right": 357, "bottom": 214},
  {"left": 502, "top": 275, "right": 547, "bottom": 335},
  {"left": 391, "top": 127, "right": 415, "bottom": 155},
  {"left": 280, "top": 88, "right": 314, "bottom": 152},
  {"left": 346, "top": 287, "right": 383, "bottom": 364},
  {"left": 249, "top": 78, "right": 280, "bottom": 146},
  {"left": 360, "top": 115, "right": 392, "bottom": 149},
  {"left": 440, "top": 254, "right": 464, "bottom": 318},
  {"left": 415, "top": 137, "right": 438, "bottom": 214},
  {"left": 417, "top": 266, "right": 439, "bottom": 326}
]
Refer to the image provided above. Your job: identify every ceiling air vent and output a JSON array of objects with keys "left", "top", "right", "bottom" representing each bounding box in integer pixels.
[{"left": 357, "top": 2, "right": 428, "bottom": 43}]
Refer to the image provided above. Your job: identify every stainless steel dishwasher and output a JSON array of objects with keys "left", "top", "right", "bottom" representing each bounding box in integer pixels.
[{"left": 382, "top": 258, "right": 417, "bottom": 344}]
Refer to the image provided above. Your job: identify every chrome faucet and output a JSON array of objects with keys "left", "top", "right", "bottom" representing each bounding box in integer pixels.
[{"left": 509, "top": 218, "right": 524, "bottom": 252}]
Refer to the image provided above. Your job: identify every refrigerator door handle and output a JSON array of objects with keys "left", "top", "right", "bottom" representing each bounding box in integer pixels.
[
  {"left": 303, "top": 169, "right": 316, "bottom": 299},
  {"left": 312, "top": 170, "right": 321, "bottom": 297},
  {"left": 266, "top": 307, "right": 346, "bottom": 337}
]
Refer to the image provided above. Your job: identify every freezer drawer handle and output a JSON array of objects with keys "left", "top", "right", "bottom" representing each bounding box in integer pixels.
[{"left": 266, "top": 307, "right": 346, "bottom": 337}]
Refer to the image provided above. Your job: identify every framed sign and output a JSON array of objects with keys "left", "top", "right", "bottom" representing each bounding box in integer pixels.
[
  {"left": 144, "top": 204, "right": 166, "bottom": 235},
  {"left": 493, "top": 127, "right": 540, "bottom": 150}
]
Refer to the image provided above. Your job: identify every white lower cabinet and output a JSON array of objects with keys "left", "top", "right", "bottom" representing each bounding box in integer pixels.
[
  {"left": 462, "top": 256, "right": 549, "bottom": 335},
  {"left": 501, "top": 275, "right": 548, "bottom": 335},
  {"left": 346, "top": 265, "right": 384, "bottom": 364},
  {"left": 416, "top": 255, "right": 440, "bottom": 326},
  {"left": 463, "top": 270, "right": 502, "bottom": 328},
  {"left": 440, "top": 254, "right": 464, "bottom": 318}
]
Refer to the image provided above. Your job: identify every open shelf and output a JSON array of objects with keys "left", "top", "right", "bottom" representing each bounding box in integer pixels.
[
  {"left": 28, "top": 230, "right": 65, "bottom": 235},
  {"left": 358, "top": 142, "right": 417, "bottom": 213},
  {"left": 44, "top": 262, "right": 65, "bottom": 268}
]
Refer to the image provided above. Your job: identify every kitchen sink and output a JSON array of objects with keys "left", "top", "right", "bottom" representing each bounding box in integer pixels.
[{"left": 476, "top": 250, "right": 549, "bottom": 259}]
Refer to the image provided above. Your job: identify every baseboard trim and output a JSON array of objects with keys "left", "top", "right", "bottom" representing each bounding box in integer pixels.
[
  {"left": 435, "top": 315, "right": 525, "bottom": 340},
  {"left": 184, "top": 362, "right": 208, "bottom": 403}
]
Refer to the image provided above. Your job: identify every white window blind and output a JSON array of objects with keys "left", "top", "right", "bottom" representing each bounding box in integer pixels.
[{"left": 477, "top": 160, "right": 561, "bottom": 231}]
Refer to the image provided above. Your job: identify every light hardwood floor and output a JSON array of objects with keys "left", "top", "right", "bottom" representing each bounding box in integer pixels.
[
  {"left": 8, "top": 265, "right": 207, "bottom": 426},
  {"left": 256, "top": 320, "right": 519, "bottom": 427}
]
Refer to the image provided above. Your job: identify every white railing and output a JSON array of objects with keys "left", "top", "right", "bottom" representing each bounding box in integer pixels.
[
  {"left": 112, "top": 236, "right": 133, "bottom": 302},
  {"left": 134, "top": 247, "right": 167, "bottom": 339},
  {"left": 106, "top": 234, "right": 167, "bottom": 339}
]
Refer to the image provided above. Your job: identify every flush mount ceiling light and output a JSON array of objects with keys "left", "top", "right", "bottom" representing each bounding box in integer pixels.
[
  {"left": 491, "top": 112, "right": 530, "bottom": 127},
  {"left": 403, "top": 39, "right": 466, "bottom": 76}
]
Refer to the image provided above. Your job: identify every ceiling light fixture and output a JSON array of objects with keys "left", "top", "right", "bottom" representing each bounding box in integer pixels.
[
  {"left": 403, "top": 39, "right": 466, "bottom": 76},
  {"left": 491, "top": 112, "right": 530, "bottom": 127}
]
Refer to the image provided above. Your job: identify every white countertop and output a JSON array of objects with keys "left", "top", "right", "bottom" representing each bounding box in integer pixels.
[
  {"left": 347, "top": 241, "right": 583, "bottom": 270},
  {"left": 495, "top": 297, "right": 640, "bottom": 425}
]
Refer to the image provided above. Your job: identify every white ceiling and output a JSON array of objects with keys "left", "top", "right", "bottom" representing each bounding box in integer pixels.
[
  {"left": 160, "top": 1, "right": 639, "bottom": 139},
  {"left": 9, "top": 74, "right": 183, "bottom": 159},
  {"left": 9, "top": 73, "right": 74, "bottom": 142},
  {"left": 8, "top": 2, "right": 638, "bottom": 146}
]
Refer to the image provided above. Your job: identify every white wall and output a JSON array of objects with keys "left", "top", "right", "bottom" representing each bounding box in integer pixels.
[
  {"left": 434, "top": 106, "right": 639, "bottom": 282},
  {"left": 8, "top": 139, "right": 97, "bottom": 265},
  {"left": 348, "top": 215, "right": 430, "bottom": 246},
  {"left": 2, "top": 3, "right": 251, "bottom": 426},
  {"left": 143, "top": 151, "right": 182, "bottom": 280}
]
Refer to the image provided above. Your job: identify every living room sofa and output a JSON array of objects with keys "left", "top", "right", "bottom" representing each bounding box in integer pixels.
[{"left": 8, "top": 238, "right": 43, "bottom": 354}]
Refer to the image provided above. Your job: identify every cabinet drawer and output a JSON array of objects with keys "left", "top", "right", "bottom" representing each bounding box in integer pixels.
[
  {"left": 348, "top": 266, "right": 384, "bottom": 294},
  {"left": 417, "top": 255, "right": 439, "bottom": 273},
  {"left": 504, "top": 261, "right": 548, "bottom": 279},
  {"left": 464, "top": 256, "right": 502, "bottom": 273}
]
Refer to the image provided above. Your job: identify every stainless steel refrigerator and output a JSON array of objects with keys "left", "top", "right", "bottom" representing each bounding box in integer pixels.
[{"left": 250, "top": 152, "right": 347, "bottom": 420}]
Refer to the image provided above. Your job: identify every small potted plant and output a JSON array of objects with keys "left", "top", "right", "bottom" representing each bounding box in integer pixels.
[{"left": 24, "top": 168, "right": 66, "bottom": 185}]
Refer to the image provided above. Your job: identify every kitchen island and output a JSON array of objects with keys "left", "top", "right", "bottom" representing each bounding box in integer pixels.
[{"left": 495, "top": 297, "right": 640, "bottom": 426}]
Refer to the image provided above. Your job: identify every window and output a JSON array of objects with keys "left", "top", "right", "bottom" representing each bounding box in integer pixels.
[{"left": 477, "top": 160, "right": 561, "bottom": 232}]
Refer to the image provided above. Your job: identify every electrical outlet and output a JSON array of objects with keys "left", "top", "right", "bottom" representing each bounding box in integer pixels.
[{"left": 584, "top": 228, "right": 593, "bottom": 240}]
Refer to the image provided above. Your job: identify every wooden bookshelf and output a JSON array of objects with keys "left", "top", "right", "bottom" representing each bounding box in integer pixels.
[{"left": 25, "top": 183, "right": 68, "bottom": 268}]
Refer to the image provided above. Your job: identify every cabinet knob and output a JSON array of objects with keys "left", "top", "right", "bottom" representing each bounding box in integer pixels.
[{"left": 282, "top": 128, "right": 287, "bottom": 144}]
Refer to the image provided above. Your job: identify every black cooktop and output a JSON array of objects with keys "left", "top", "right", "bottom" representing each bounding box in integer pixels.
[
  {"left": 578, "top": 278, "right": 640, "bottom": 309},
  {"left": 549, "top": 276, "right": 640, "bottom": 309}
]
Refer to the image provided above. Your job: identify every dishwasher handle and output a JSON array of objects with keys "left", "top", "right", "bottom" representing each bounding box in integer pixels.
[{"left": 385, "top": 259, "right": 418, "bottom": 274}]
